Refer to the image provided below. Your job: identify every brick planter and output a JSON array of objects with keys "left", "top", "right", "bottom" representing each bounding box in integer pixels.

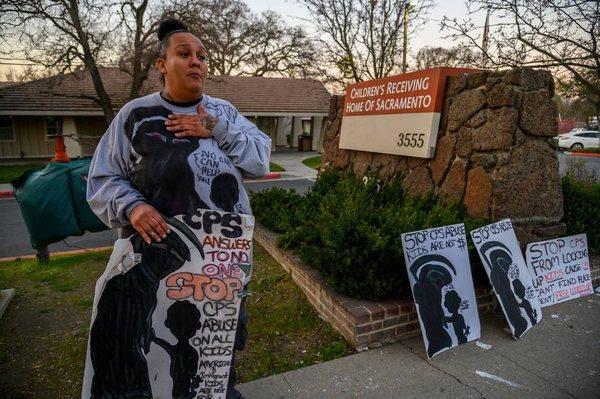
[
  {"left": 253, "top": 223, "right": 499, "bottom": 349},
  {"left": 254, "top": 222, "right": 600, "bottom": 350}
]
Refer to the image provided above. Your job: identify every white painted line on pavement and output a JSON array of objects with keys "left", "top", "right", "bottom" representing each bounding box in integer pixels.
[
  {"left": 475, "top": 341, "right": 492, "bottom": 350},
  {"left": 244, "top": 176, "right": 315, "bottom": 183},
  {"left": 475, "top": 370, "right": 521, "bottom": 388}
]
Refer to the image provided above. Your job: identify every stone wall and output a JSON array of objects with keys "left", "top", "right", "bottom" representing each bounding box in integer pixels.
[{"left": 321, "top": 68, "right": 564, "bottom": 245}]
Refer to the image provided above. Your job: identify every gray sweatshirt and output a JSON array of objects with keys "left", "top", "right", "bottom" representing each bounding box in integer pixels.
[{"left": 87, "top": 92, "right": 271, "bottom": 228}]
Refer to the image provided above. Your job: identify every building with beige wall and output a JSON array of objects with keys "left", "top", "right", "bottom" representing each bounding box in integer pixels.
[{"left": 0, "top": 68, "right": 330, "bottom": 162}]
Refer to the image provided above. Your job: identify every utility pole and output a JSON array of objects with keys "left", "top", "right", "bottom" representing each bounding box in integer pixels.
[
  {"left": 403, "top": 1, "right": 410, "bottom": 73},
  {"left": 482, "top": 8, "right": 490, "bottom": 67}
]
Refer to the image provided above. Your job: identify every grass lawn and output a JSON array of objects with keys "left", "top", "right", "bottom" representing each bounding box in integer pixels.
[
  {"left": 0, "top": 164, "right": 45, "bottom": 184},
  {"left": 269, "top": 162, "right": 285, "bottom": 172},
  {"left": 302, "top": 155, "right": 321, "bottom": 170},
  {"left": 0, "top": 244, "right": 353, "bottom": 398}
]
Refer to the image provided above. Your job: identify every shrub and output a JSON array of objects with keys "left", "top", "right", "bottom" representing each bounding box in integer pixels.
[
  {"left": 251, "top": 170, "right": 599, "bottom": 300},
  {"left": 249, "top": 188, "right": 302, "bottom": 234},
  {"left": 252, "top": 169, "right": 488, "bottom": 300},
  {"left": 562, "top": 174, "right": 600, "bottom": 254}
]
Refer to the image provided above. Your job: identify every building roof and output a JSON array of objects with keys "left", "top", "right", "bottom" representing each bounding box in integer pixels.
[
  {"left": 0, "top": 82, "right": 17, "bottom": 88},
  {"left": 0, "top": 67, "right": 330, "bottom": 116}
]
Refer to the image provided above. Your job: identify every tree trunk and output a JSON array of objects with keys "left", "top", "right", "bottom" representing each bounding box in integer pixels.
[{"left": 87, "top": 64, "right": 115, "bottom": 125}]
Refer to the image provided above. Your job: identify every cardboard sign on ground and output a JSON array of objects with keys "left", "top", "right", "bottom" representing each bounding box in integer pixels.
[
  {"left": 82, "top": 209, "right": 253, "bottom": 399},
  {"left": 526, "top": 234, "right": 593, "bottom": 307},
  {"left": 470, "top": 219, "right": 542, "bottom": 339},
  {"left": 401, "top": 223, "right": 481, "bottom": 358}
]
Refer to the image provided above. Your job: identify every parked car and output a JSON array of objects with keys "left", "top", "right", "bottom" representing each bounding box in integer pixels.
[{"left": 557, "top": 130, "right": 600, "bottom": 150}]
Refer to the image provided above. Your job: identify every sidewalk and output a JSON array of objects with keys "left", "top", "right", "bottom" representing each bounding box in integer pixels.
[
  {"left": 238, "top": 295, "right": 600, "bottom": 398},
  {"left": 270, "top": 151, "right": 319, "bottom": 179}
]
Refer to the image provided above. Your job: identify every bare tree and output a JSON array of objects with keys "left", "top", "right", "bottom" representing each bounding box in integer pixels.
[
  {"left": 173, "top": 0, "right": 322, "bottom": 78},
  {"left": 243, "top": 10, "right": 323, "bottom": 78},
  {"left": 441, "top": 0, "right": 600, "bottom": 121},
  {"left": 2, "top": 66, "right": 55, "bottom": 82},
  {"left": 1, "top": 0, "right": 165, "bottom": 124},
  {"left": 414, "top": 45, "right": 479, "bottom": 70},
  {"left": 0, "top": 0, "right": 121, "bottom": 123},
  {"left": 297, "top": 0, "right": 433, "bottom": 84},
  {"left": 557, "top": 69, "right": 600, "bottom": 126},
  {"left": 1, "top": 0, "right": 327, "bottom": 124},
  {"left": 117, "top": 1, "right": 164, "bottom": 100}
]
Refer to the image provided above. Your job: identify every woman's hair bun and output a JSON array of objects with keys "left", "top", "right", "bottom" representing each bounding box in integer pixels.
[{"left": 157, "top": 18, "right": 188, "bottom": 41}]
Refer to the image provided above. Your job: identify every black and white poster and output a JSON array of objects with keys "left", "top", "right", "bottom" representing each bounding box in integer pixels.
[
  {"left": 401, "top": 223, "right": 481, "bottom": 358},
  {"left": 82, "top": 209, "right": 253, "bottom": 399},
  {"left": 526, "top": 234, "right": 593, "bottom": 307},
  {"left": 470, "top": 219, "right": 542, "bottom": 339}
]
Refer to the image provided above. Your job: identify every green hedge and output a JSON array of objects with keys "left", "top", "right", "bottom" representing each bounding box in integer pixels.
[
  {"left": 251, "top": 169, "right": 488, "bottom": 300},
  {"left": 562, "top": 174, "right": 600, "bottom": 254},
  {"left": 251, "top": 170, "right": 599, "bottom": 300}
]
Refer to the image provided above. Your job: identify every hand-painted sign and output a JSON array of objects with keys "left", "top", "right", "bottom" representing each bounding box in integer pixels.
[
  {"left": 401, "top": 223, "right": 481, "bottom": 358},
  {"left": 470, "top": 219, "right": 542, "bottom": 339},
  {"left": 526, "top": 234, "right": 593, "bottom": 307},
  {"left": 339, "top": 67, "right": 479, "bottom": 158},
  {"left": 82, "top": 209, "right": 253, "bottom": 399}
]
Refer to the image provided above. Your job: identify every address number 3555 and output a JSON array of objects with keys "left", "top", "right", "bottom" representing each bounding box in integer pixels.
[{"left": 397, "top": 133, "right": 425, "bottom": 148}]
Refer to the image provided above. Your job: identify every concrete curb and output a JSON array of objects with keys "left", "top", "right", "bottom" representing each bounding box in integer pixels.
[
  {"left": 243, "top": 172, "right": 281, "bottom": 181},
  {"left": 0, "top": 246, "right": 113, "bottom": 263},
  {"left": 563, "top": 151, "right": 600, "bottom": 158},
  {"left": 0, "top": 288, "right": 16, "bottom": 320},
  {"left": 0, "top": 189, "right": 13, "bottom": 198}
]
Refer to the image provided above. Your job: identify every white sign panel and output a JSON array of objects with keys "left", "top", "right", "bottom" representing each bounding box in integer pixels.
[
  {"left": 526, "top": 234, "right": 593, "bottom": 307},
  {"left": 339, "top": 67, "right": 480, "bottom": 158},
  {"left": 470, "top": 219, "right": 542, "bottom": 339},
  {"left": 401, "top": 223, "right": 481, "bottom": 358}
]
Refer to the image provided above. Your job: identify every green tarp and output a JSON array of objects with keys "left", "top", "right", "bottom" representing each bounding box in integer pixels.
[{"left": 11, "top": 158, "right": 108, "bottom": 250}]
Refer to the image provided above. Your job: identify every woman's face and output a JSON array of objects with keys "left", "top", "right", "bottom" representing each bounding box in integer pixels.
[{"left": 156, "top": 32, "right": 208, "bottom": 97}]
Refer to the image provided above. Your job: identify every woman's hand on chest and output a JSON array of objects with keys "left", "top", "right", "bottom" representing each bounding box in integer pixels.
[{"left": 165, "top": 104, "right": 219, "bottom": 139}]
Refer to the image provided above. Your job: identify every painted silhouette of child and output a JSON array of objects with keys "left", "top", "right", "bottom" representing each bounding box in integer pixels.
[
  {"left": 151, "top": 300, "right": 202, "bottom": 399},
  {"left": 512, "top": 279, "right": 538, "bottom": 326},
  {"left": 443, "top": 290, "right": 469, "bottom": 344}
]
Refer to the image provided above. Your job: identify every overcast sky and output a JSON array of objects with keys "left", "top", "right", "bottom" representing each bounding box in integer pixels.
[
  {"left": 246, "top": 0, "right": 486, "bottom": 52},
  {"left": 0, "top": 0, "right": 488, "bottom": 80}
]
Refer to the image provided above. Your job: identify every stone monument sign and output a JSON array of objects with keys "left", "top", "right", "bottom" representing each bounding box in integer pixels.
[{"left": 340, "top": 67, "right": 479, "bottom": 158}]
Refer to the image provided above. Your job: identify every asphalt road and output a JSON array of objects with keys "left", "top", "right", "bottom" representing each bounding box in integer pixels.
[
  {"left": 0, "top": 177, "right": 315, "bottom": 258},
  {"left": 1, "top": 151, "right": 596, "bottom": 259}
]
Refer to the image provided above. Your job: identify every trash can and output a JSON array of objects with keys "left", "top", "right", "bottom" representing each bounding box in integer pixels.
[{"left": 11, "top": 158, "right": 108, "bottom": 250}]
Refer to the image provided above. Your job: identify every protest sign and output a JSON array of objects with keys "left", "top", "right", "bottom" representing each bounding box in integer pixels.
[
  {"left": 470, "top": 219, "right": 542, "bottom": 339},
  {"left": 526, "top": 234, "right": 593, "bottom": 307},
  {"left": 401, "top": 223, "right": 481, "bottom": 358},
  {"left": 82, "top": 209, "right": 253, "bottom": 399}
]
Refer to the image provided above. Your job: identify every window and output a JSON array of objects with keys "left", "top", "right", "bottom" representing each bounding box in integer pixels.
[
  {"left": 576, "top": 132, "right": 598, "bottom": 138},
  {"left": 0, "top": 115, "right": 14, "bottom": 141},
  {"left": 301, "top": 118, "right": 312, "bottom": 136},
  {"left": 45, "top": 116, "right": 63, "bottom": 138}
]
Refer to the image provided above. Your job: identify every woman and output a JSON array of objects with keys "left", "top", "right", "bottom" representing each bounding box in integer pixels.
[{"left": 87, "top": 18, "right": 270, "bottom": 398}]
